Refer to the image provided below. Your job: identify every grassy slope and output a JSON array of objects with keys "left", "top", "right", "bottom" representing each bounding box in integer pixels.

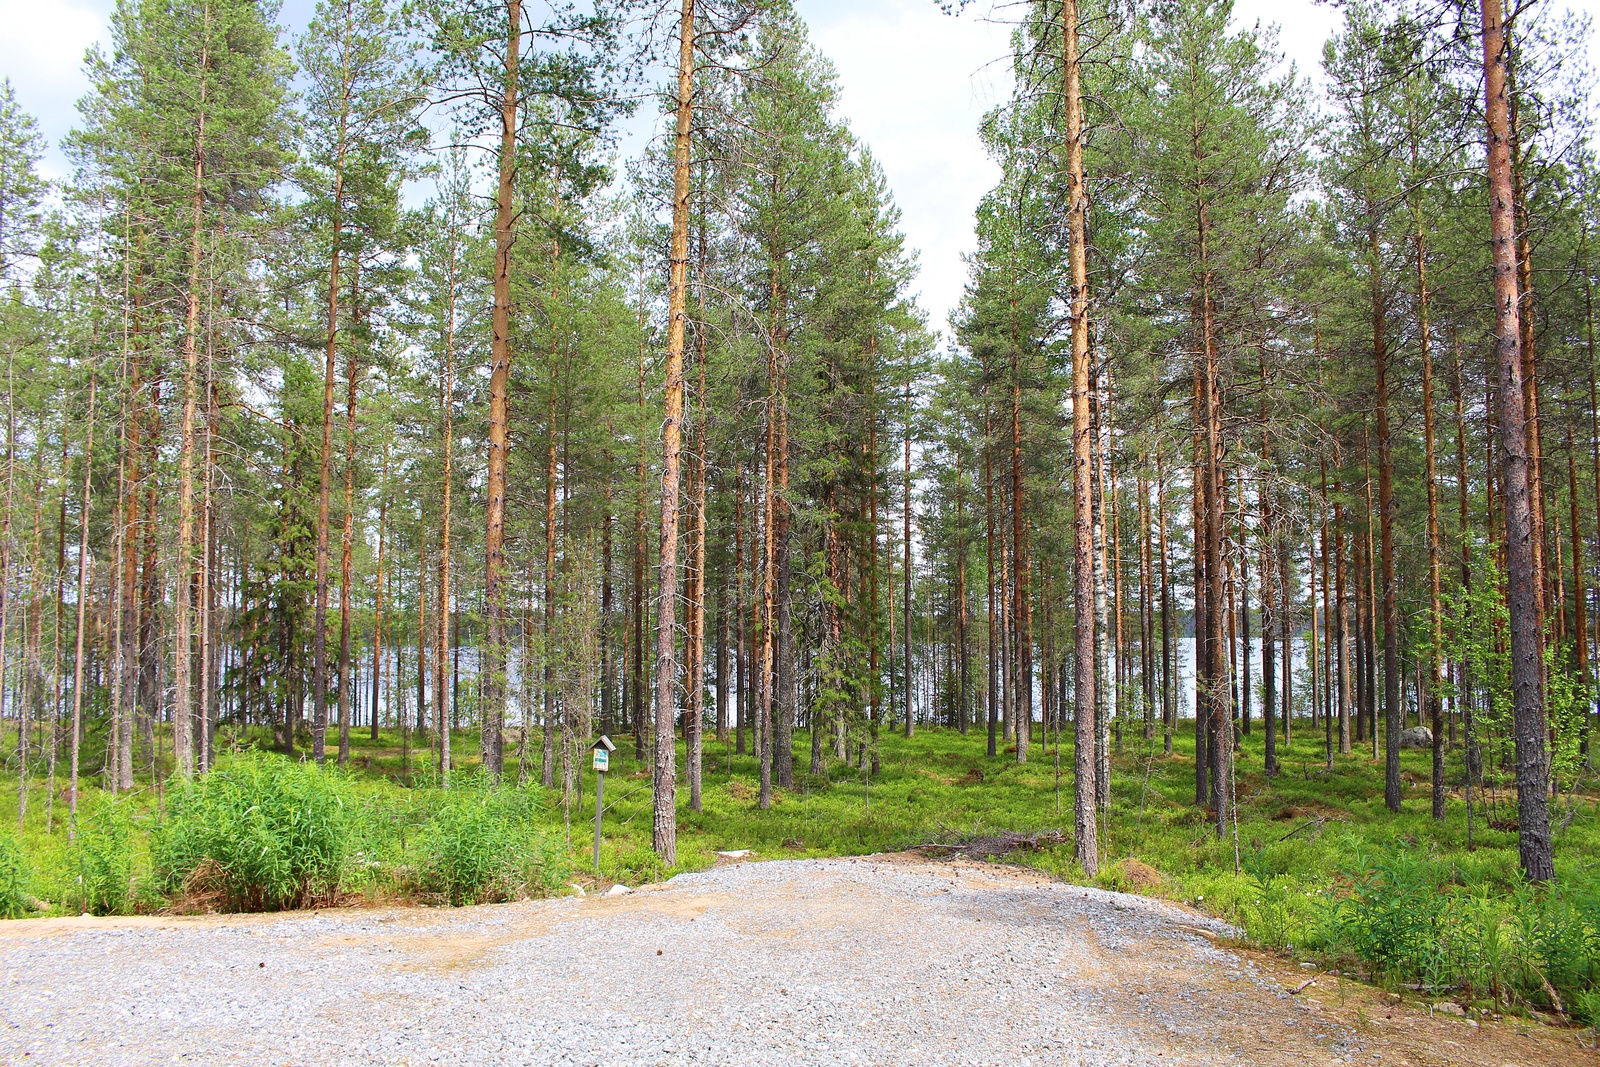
[
  {"left": 4, "top": 716, "right": 1597, "bottom": 1017},
  {"left": 11, "top": 718, "right": 1597, "bottom": 894}
]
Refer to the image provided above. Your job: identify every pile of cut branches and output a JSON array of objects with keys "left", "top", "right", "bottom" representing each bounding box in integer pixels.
[{"left": 919, "top": 827, "right": 1067, "bottom": 861}]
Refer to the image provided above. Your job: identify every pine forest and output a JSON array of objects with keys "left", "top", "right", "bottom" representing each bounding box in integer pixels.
[{"left": 2, "top": 0, "right": 1600, "bottom": 1052}]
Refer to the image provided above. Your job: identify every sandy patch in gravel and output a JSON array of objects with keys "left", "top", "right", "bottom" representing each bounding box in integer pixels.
[{"left": 0, "top": 853, "right": 1590, "bottom": 1067}]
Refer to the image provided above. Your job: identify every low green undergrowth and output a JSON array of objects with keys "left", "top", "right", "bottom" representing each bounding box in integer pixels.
[
  {"left": 1236, "top": 834, "right": 1600, "bottom": 1023},
  {"left": 0, "top": 720, "right": 1593, "bottom": 1025},
  {"left": 415, "top": 778, "right": 569, "bottom": 905},
  {"left": 0, "top": 833, "right": 31, "bottom": 918},
  {"left": 63, "top": 806, "right": 134, "bottom": 916},
  {"left": 153, "top": 752, "right": 352, "bottom": 911},
  {"left": 1337, "top": 848, "right": 1598, "bottom": 1021}
]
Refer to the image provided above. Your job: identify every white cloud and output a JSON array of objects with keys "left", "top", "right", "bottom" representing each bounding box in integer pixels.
[
  {"left": 0, "top": 0, "right": 108, "bottom": 179},
  {"left": 1232, "top": 0, "right": 1341, "bottom": 84},
  {"left": 5, "top": 0, "right": 1597, "bottom": 334},
  {"left": 803, "top": 0, "right": 1013, "bottom": 339}
]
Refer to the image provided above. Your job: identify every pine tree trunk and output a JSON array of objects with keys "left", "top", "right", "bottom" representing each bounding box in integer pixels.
[
  {"left": 483, "top": 0, "right": 523, "bottom": 784},
  {"left": 984, "top": 408, "right": 998, "bottom": 758},
  {"left": 1568, "top": 440, "right": 1588, "bottom": 738},
  {"left": 1352, "top": 507, "right": 1369, "bottom": 746},
  {"left": 337, "top": 267, "right": 361, "bottom": 767},
  {"left": 633, "top": 278, "right": 648, "bottom": 764},
  {"left": 1588, "top": 277, "right": 1600, "bottom": 750},
  {"left": 1481, "top": 0, "right": 1553, "bottom": 880},
  {"left": 1011, "top": 345, "right": 1029, "bottom": 761},
  {"left": 139, "top": 383, "right": 160, "bottom": 767},
  {"left": 105, "top": 343, "right": 128, "bottom": 792},
  {"left": 436, "top": 268, "right": 456, "bottom": 784},
  {"left": 1111, "top": 416, "right": 1124, "bottom": 755},
  {"left": 1139, "top": 465, "right": 1155, "bottom": 740},
  {"left": 1373, "top": 235, "right": 1401, "bottom": 811},
  {"left": 1319, "top": 459, "right": 1335, "bottom": 762},
  {"left": 1092, "top": 375, "right": 1109, "bottom": 807},
  {"left": 175, "top": 9, "right": 211, "bottom": 778},
  {"left": 903, "top": 356, "right": 914, "bottom": 739},
  {"left": 2, "top": 356, "right": 15, "bottom": 801},
  {"left": 1334, "top": 464, "right": 1352, "bottom": 755},
  {"left": 866, "top": 379, "right": 882, "bottom": 768},
  {"left": 1157, "top": 452, "right": 1174, "bottom": 755},
  {"left": 1414, "top": 207, "right": 1445, "bottom": 817},
  {"left": 686, "top": 219, "right": 708, "bottom": 812},
  {"left": 1200, "top": 242, "right": 1232, "bottom": 835},
  {"left": 957, "top": 451, "right": 969, "bottom": 734},
  {"left": 602, "top": 494, "right": 615, "bottom": 737},
  {"left": 1227, "top": 504, "right": 1239, "bottom": 748},
  {"left": 775, "top": 370, "right": 795, "bottom": 789},
  {"left": 652, "top": 0, "right": 695, "bottom": 863},
  {"left": 68, "top": 372, "right": 96, "bottom": 836},
  {"left": 733, "top": 462, "right": 746, "bottom": 756},
  {"left": 1000, "top": 506, "right": 1014, "bottom": 746},
  {"left": 542, "top": 274, "right": 560, "bottom": 790},
  {"left": 868, "top": 412, "right": 881, "bottom": 765},
  {"left": 1507, "top": 54, "right": 1549, "bottom": 638},
  {"left": 1063, "top": 0, "right": 1097, "bottom": 876},
  {"left": 314, "top": 167, "right": 344, "bottom": 766},
  {"left": 415, "top": 537, "right": 427, "bottom": 754},
  {"left": 1192, "top": 368, "right": 1209, "bottom": 806},
  {"left": 1454, "top": 339, "right": 1473, "bottom": 750},
  {"left": 1262, "top": 460, "right": 1278, "bottom": 776},
  {"left": 201, "top": 368, "right": 218, "bottom": 770},
  {"left": 371, "top": 443, "right": 388, "bottom": 742},
  {"left": 116, "top": 342, "right": 137, "bottom": 788},
  {"left": 1280, "top": 530, "right": 1292, "bottom": 747},
  {"left": 716, "top": 566, "right": 728, "bottom": 743},
  {"left": 1239, "top": 492, "right": 1251, "bottom": 738}
]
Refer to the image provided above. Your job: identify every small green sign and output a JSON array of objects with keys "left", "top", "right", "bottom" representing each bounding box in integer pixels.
[{"left": 593, "top": 749, "right": 609, "bottom": 773}]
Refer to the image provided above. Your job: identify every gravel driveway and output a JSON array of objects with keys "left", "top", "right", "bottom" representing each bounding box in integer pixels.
[{"left": 0, "top": 854, "right": 1589, "bottom": 1066}]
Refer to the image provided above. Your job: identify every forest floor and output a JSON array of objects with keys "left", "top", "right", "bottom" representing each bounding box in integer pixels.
[{"left": 1, "top": 851, "right": 1591, "bottom": 1067}]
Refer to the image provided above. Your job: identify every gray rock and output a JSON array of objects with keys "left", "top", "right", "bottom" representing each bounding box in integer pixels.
[{"left": 1400, "top": 725, "right": 1433, "bottom": 748}]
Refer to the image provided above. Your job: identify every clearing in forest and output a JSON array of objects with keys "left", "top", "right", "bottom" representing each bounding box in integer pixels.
[{"left": 0, "top": 854, "right": 1589, "bottom": 1067}]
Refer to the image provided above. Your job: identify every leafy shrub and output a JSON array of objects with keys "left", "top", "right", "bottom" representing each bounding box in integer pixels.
[
  {"left": 0, "top": 834, "right": 31, "bottom": 918},
  {"left": 152, "top": 753, "right": 350, "bottom": 911},
  {"left": 341, "top": 789, "right": 424, "bottom": 895},
  {"left": 608, "top": 840, "right": 671, "bottom": 886},
  {"left": 1315, "top": 843, "right": 1600, "bottom": 1021},
  {"left": 1241, "top": 845, "right": 1306, "bottom": 952},
  {"left": 64, "top": 808, "right": 133, "bottom": 916},
  {"left": 417, "top": 784, "right": 566, "bottom": 905}
]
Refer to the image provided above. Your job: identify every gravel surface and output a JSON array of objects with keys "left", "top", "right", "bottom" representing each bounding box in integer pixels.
[{"left": 0, "top": 854, "right": 1588, "bottom": 1066}]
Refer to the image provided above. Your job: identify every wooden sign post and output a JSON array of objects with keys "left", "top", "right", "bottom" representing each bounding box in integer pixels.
[{"left": 592, "top": 735, "right": 615, "bottom": 873}]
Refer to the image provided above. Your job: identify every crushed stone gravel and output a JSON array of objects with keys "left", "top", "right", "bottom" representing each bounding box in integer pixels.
[{"left": 0, "top": 854, "right": 1574, "bottom": 1066}]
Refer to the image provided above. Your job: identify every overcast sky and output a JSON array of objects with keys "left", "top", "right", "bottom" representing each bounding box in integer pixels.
[{"left": 2, "top": 0, "right": 1594, "bottom": 338}]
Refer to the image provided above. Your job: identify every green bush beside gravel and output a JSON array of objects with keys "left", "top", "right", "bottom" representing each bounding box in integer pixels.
[
  {"left": 0, "top": 833, "right": 31, "bottom": 918},
  {"left": 63, "top": 806, "right": 133, "bottom": 916},
  {"left": 416, "top": 779, "right": 569, "bottom": 905},
  {"left": 0, "top": 724, "right": 1594, "bottom": 1030},
  {"left": 152, "top": 752, "right": 351, "bottom": 911}
]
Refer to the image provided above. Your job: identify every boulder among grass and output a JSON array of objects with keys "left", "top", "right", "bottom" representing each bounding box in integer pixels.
[{"left": 1399, "top": 727, "right": 1433, "bottom": 749}]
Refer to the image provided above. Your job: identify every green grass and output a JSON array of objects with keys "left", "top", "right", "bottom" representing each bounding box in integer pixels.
[{"left": 0, "top": 714, "right": 1595, "bottom": 1020}]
